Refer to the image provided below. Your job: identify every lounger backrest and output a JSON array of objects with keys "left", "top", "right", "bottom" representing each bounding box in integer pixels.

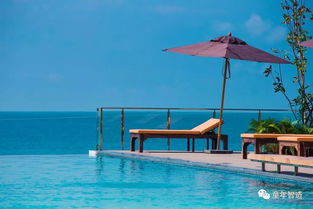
[{"left": 192, "top": 118, "right": 222, "bottom": 134}]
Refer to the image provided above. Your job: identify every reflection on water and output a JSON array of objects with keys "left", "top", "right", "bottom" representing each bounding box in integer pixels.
[
  {"left": 1, "top": 154, "right": 311, "bottom": 209},
  {"left": 92, "top": 155, "right": 313, "bottom": 208}
]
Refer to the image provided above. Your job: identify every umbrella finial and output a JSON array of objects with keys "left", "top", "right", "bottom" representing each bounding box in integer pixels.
[{"left": 227, "top": 32, "right": 232, "bottom": 36}]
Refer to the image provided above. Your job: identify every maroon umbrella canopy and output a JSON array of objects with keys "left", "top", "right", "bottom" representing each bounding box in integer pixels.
[
  {"left": 164, "top": 33, "right": 291, "bottom": 64},
  {"left": 163, "top": 33, "right": 291, "bottom": 151},
  {"left": 300, "top": 39, "right": 313, "bottom": 48}
]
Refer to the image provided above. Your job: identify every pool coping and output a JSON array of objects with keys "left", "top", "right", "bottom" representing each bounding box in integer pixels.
[{"left": 89, "top": 150, "right": 313, "bottom": 184}]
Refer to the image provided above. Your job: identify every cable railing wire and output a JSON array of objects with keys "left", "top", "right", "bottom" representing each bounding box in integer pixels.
[
  {"left": 0, "top": 116, "right": 95, "bottom": 121},
  {"left": 95, "top": 106, "right": 293, "bottom": 151}
]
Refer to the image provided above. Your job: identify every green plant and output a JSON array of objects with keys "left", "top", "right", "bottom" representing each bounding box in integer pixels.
[
  {"left": 249, "top": 118, "right": 313, "bottom": 134},
  {"left": 263, "top": 144, "right": 278, "bottom": 154},
  {"left": 264, "top": 0, "right": 313, "bottom": 127},
  {"left": 293, "top": 123, "right": 313, "bottom": 133},
  {"left": 248, "top": 118, "right": 313, "bottom": 155},
  {"left": 248, "top": 118, "right": 297, "bottom": 134},
  {"left": 248, "top": 118, "right": 281, "bottom": 133}
]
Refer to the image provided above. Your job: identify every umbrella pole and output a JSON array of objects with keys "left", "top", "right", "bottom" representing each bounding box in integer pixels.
[{"left": 216, "top": 58, "right": 229, "bottom": 150}]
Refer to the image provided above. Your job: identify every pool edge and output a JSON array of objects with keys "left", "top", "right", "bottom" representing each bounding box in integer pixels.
[{"left": 89, "top": 150, "right": 313, "bottom": 184}]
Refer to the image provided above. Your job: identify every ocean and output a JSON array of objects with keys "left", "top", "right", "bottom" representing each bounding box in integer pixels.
[
  {"left": 0, "top": 111, "right": 293, "bottom": 155},
  {"left": 3, "top": 111, "right": 313, "bottom": 209}
]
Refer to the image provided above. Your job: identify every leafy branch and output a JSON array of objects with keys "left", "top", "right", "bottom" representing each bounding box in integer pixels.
[{"left": 265, "top": 0, "right": 313, "bottom": 127}]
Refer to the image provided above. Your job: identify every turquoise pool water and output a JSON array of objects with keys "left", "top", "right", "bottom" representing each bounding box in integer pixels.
[{"left": 0, "top": 154, "right": 312, "bottom": 209}]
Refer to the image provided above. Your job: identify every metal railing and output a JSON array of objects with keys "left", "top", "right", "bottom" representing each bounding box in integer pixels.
[{"left": 95, "top": 107, "right": 291, "bottom": 151}]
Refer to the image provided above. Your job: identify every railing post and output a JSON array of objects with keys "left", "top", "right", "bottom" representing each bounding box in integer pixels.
[
  {"left": 258, "top": 110, "right": 261, "bottom": 121},
  {"left": 96, "top": 109, "right": 99, "bottom": 151},
  {"left": 167, "top": 109, "right": 171, "bottom": 151},
  {"left": 213, "top": 109, "right": 216, "bottom": 118},
  {"left": 121, "top": 108, "right": 125, "bottom": 150},
  {"left": 94, "top": 107, "right": 290, "bottom": 152},
  {"left": 99, "top": 108, "right": 103, "bottom": 151}
]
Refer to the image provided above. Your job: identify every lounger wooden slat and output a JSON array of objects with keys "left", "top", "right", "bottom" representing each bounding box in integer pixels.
[
  {"left": 248, "top": 154, "right": 313, "bottom": 175},
  {"left": 130, "top": 118, "right": 228, "bottom": 152},
  {"left": 129, "top": 130, "right": 200, "bottom": 134},
  {"left": 241, "top": 133, "right": 284, "bottom": 159},
  {"left": 278, "top": 136, "right": 313, "bottom": 142},
  {"left": 278, "top": 136, "right": 313, "bottom": 157},
  {"left": 241, "top": 133, "right": 313, "bottom": 159},
  {"left": 241, "top": 133, "right": 289, "bottom": 138}
]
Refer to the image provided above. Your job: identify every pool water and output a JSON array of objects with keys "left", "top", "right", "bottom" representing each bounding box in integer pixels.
[{"left": 0, "top": 155, "right": 312, "bottom": 209}]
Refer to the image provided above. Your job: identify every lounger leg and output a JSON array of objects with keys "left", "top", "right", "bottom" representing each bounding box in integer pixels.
[
  {"left": 304, "top": 144, "right": 309, "bottom": 157},
  {"left": 304, "top": 144, "right": 312, "bottom": 157},
  {"left": 242, "top": 141, "right": 251, "bottom": 159},
  {"left": 295, "top": 144, "right": 301, "bottom": 156},
  {"left": 212, "top": 139, "right": 217, "bottom": 150},
  {"left": 242, "top": 142, "right": 246, "bottom": 159},
  {"left": 255, "top": 141, "right": 261, "bottom": 154},
  {"left": 279, "top": 143, "right": 283, "bottom": 155},
  {"left": 187, "top": 138, "right": 190, "bottom": 152},
  {"left": 299, "top": 143, "right": 305, "bottom": 157},
  {"left": 192, "top": 138, "right": 195, "bottom": 152},
  {"left": 277, "top": 164, "right": 281, "bottom": 173},
  {"left": 223, "top": 135, "right": 228, "bottom": 150},
  {"left": 138, "top": 135, "right": 144, "bottom": 153},
  {"left": 130, "top": 135, "right": 137, "bottom": 152},
  {"left": 261, "top": 162, "right": 265, "bottom": 171},
  {"left": 305, "top": 148, "right": 309, "bottom": 157},
  {"left": 294, "top": 166, "right": 298, "bottom": 175}
]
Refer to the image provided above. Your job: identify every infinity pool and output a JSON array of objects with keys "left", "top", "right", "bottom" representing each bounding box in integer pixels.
[{"left": 0, "top": 154, "right": 312, "bottom": 208}]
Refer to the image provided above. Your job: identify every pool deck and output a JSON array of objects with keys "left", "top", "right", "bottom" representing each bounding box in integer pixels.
[{"left": 89, "top": 150, "right": 313, "bottom": 183}]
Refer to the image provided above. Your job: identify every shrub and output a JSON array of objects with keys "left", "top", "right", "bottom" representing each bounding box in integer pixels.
[
  {"left": 248, "top": 118, "right": 313, "bottom": 155},
  {"left": 248, "top": 118, "right": 313, "bottom": 134}
]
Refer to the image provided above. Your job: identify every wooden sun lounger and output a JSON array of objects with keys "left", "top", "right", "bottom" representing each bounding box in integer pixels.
[
  {"left": 248, "top": 154, "right": 313, "bottom": 175},
  {"left": 278, "top": 136, "right": 313, "bottom": 157},
  {"left": 241, "top": 133, "right": 313, "bottom": 159},
  {"left": 130, "top": 118, "right": 228, "bottom": 152}
]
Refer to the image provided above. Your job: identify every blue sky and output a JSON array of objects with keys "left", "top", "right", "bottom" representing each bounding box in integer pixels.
[{"left": 0, "top": 0, "right": 312, "bottom": 111}]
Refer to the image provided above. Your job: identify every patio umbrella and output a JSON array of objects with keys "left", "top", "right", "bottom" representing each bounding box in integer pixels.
[
  {"left": 163, "top": 33, "right": 291, "bottom": 150},
  {"left": 300, "top": 39, "right": 313, "bottom": 48}
]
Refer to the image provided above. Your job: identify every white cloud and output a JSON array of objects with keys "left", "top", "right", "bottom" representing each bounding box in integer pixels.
[
  {"left": 245, "top": 14, "right": 271, "bottom": 36},
  {"left": 266, "top": 26, "right": 287, "bottom": 43},
  {"left": 244, "top": 14, "right": 287, "bottom": 43},
  {"left": 212, "top": 21, "right": 233, "bottom": 33}
]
